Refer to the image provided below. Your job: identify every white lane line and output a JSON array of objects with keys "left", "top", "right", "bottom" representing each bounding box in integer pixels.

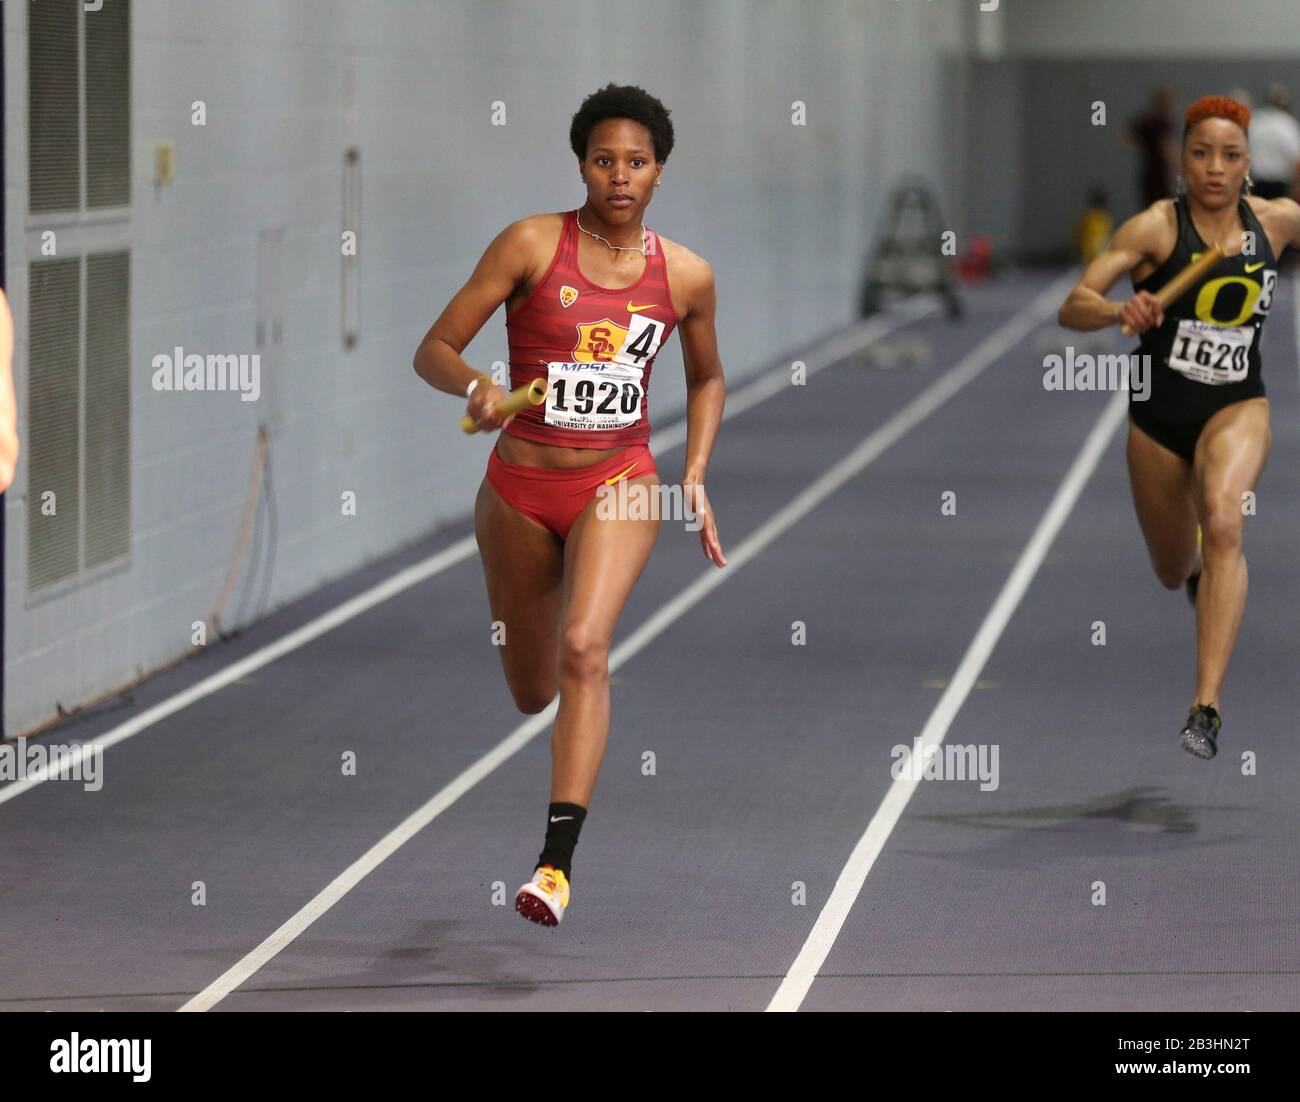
[
  {"left": 646, "top": 298, "right": 939, "bottom": 455},
  {"left": 1, "top": 306, "right": 931, "bottom": 805},
  {"left": 765, "top": 388, "right": 1128, "bottom": 1013},
  {"left": 178, "top": 276, "right": 1073, "bottom": 1012},
  {"left": 0, "top": 540, "right": 476, "bottom": 808}
]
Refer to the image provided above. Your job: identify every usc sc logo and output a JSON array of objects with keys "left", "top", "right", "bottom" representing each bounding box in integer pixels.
[{"left": 574, "top": 318, "right": 629, "bottom": 362}]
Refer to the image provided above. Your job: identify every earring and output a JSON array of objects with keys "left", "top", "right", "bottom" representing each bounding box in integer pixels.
[
  {"left": 1244, "top": 173, "right": 1255, "bottom": 194},
  {"left": 1175, "top": 174, "right": 1187, "bottom": 196}
]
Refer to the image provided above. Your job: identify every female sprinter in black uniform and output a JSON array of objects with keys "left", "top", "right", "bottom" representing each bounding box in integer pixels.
[
  {"left": 413, "top": 85, "right": 726, "bottom": 924},
  {"left": 1060, "top": 95, "right": 1300, "bottom": 758}
]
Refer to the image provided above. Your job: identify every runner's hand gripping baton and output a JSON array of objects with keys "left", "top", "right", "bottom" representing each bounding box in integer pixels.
[
  {"left": 460, "top": 378, "right": 548, "bottom": 434},
  {"left": 1120, "top": 242, "right": 1226, "bottom": 336}
]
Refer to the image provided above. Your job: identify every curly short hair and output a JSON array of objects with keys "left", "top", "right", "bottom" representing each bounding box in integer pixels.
[
  {"left": 1183, "top": 95, "right": 1251, "bottom": 142},
  {"left": 569, "top": 84, "right": 674, "bottom": 163}
]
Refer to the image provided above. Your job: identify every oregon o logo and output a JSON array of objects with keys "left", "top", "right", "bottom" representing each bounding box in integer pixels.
[{"left": 1194, "top": 276, "right": 1260, "bottom": 328}]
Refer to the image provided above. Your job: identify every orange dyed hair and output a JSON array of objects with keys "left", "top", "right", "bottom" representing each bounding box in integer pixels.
[{"left": 1183, "top": 95, "right": 1251, "bottom": 140}]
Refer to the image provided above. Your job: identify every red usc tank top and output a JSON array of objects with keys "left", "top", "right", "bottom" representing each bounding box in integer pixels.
[{"left": 503, "top": 209, "right": 678, "bottom": 449}]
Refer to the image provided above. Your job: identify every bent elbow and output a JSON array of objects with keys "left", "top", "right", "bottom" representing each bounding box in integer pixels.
[{"left": 412, "top": 341, "right": 431, "bottom": 380}]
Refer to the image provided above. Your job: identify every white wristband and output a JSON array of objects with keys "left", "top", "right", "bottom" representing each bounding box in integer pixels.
[{"left": 465, "top": 376, "right": 485, "bottom": 400}]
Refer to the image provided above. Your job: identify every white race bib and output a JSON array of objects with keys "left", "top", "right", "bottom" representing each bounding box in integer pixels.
[
  {"left": 1166, "top": 319, "right": 1253, "bottom": 385},
  {"left": 543, "top": 361, "right": 645, "bottom": 431}
]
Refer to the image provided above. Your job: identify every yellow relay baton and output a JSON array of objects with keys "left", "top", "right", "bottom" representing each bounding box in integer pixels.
[
  {"left": 1121, "top": 242, "right": 1226, "bottom": 337},
  {"left": 460, "top": 377, "right": 548, "bottom": 434}
]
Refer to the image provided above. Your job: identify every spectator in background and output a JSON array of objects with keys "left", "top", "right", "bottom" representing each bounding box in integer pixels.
[
  {"left": 1128, "top": 86, "right": 1177, "bottom": 207},
  {"left": 1248, "top": 84, "right": 1300, "bottom": 201},
  {"left": 0, "top": 288, "right": 17, "bottom": 493}
]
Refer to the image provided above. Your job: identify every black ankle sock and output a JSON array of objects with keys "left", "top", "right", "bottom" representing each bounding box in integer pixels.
[{"left": 536, "top": 802, "right": 587, "bottom": 879}]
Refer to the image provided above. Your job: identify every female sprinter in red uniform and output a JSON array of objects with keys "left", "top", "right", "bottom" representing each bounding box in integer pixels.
[
  {"left": 1060, "top": 96, "right": 1300, "bottom": 758},
  {"left": 414, "top": 85, "right": 726, "bottom": 925}
]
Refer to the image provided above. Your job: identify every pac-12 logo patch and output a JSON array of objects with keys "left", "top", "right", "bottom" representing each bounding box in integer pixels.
[{"left": 559, "top": 285, "right": 579, "bottom": 309}]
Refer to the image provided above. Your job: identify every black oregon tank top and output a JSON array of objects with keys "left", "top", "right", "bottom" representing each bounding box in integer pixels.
[{"left": 1132, "top": 195, "right": 1278, "bottom": 423}]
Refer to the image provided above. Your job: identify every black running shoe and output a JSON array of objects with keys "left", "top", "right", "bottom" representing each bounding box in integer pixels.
[
  {"left": 1185, "top": 571, "right": 1200, "bottom": 608},
  {"left": 1180, "top": 704, "right": 1221, "bottom": 759}
]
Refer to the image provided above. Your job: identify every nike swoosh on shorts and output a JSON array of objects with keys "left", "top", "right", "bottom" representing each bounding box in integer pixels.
[{"left": 604, "top": 462, "right": 639, "bottom": 485}]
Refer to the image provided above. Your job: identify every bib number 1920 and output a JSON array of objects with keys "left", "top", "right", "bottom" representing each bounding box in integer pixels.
[
  {"left": 543, "top": 361, "right": 645, "bottom": 430},
  {"left": 550, "top": 376, "right": 641, "bottom": 417}
]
